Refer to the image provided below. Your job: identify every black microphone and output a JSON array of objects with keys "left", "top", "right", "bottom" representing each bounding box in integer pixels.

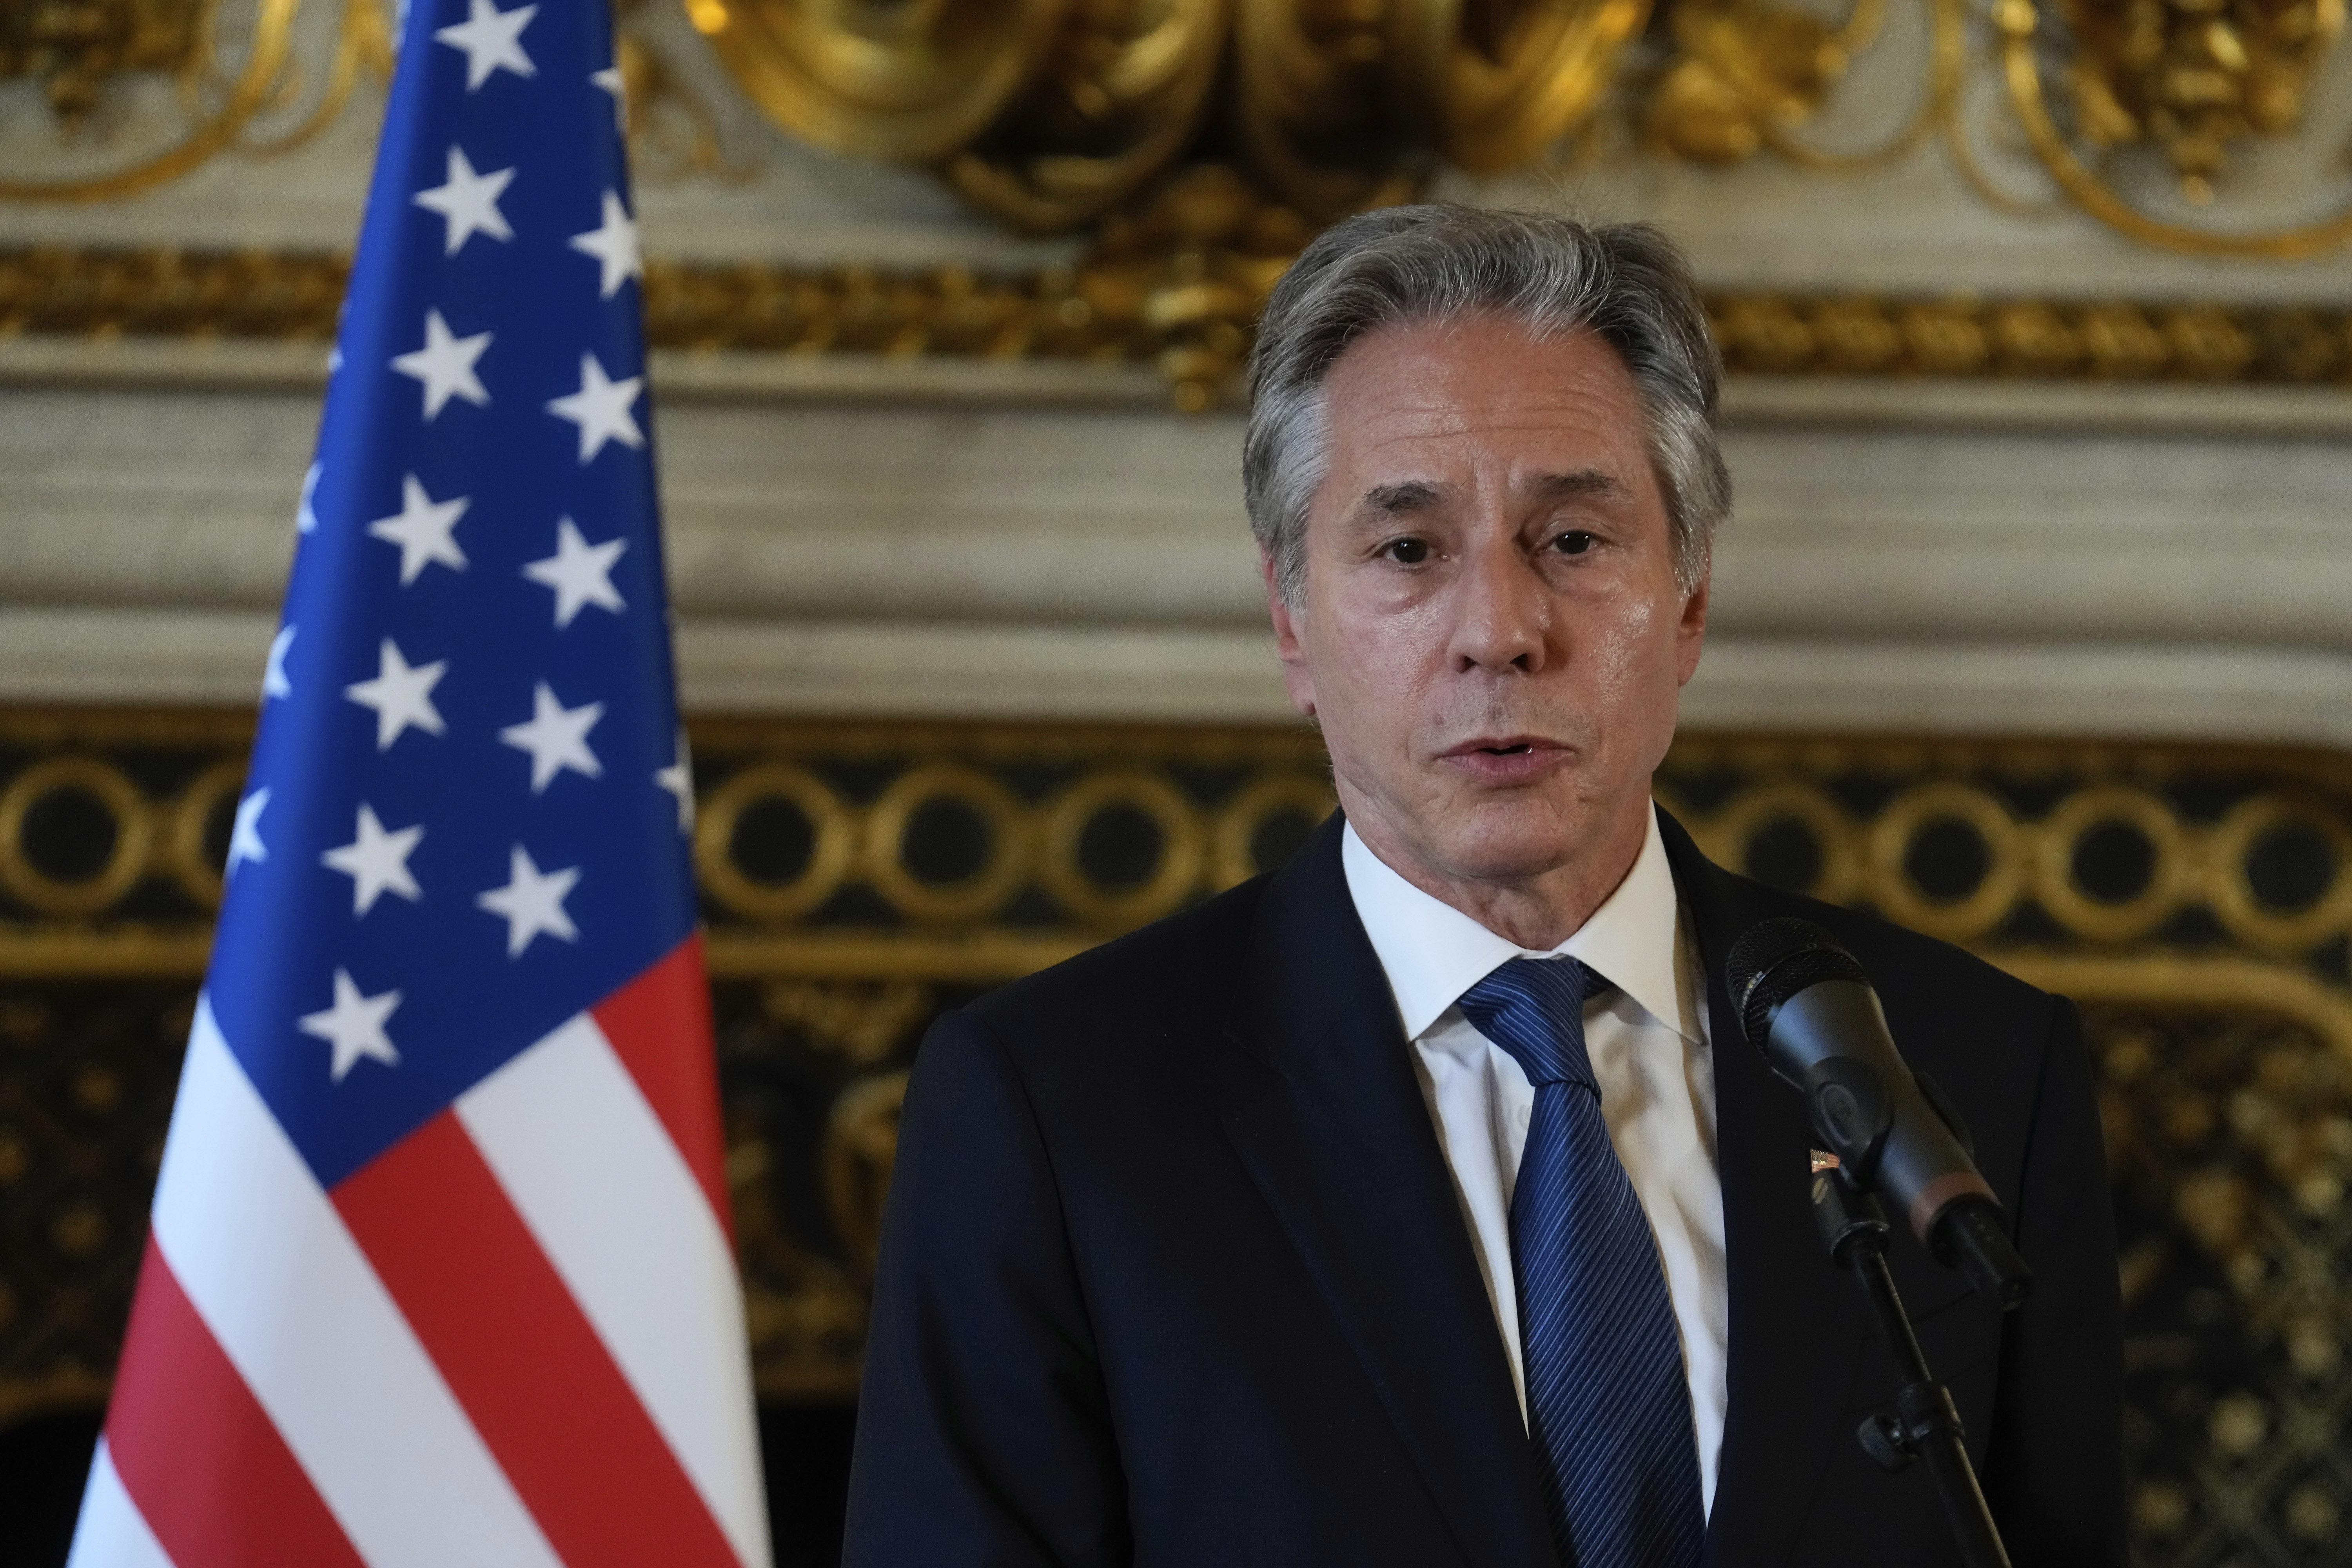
[{"left": 1726, "top": 917, "right": 2033, "bottom": 1309}]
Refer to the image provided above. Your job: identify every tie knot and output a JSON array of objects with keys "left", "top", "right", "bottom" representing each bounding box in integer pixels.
[{"left": 1458, "top": 956, "right": 1604, "bottom": 1089}]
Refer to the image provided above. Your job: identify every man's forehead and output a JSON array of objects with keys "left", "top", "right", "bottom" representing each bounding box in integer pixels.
[{"left": 1359, "top": 470, "right": 1626, "bottom": 515}]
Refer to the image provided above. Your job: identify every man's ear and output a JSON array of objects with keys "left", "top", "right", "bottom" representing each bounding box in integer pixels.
[
  {"left": 1262, "top": 552, "right": 1317, "bottom": 717},
  {"left": 1675, "top": 569, "right": 1710, "bottom": 689}
]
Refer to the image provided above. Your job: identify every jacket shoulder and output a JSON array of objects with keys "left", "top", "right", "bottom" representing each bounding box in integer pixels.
[
  {"left": 1662, "top": 808, "right": 2057, "bottom": 1027},
  {"left": 1722, "top": 871, "right": 2062, "bottom": 1044},
  {"left": 962, "top": 873, "right": 1269, "bottom": 1046}
]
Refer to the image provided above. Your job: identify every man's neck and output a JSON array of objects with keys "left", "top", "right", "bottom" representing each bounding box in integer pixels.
[{"left": 1340, "top": 793, "right": 1651, "bottom": 952}]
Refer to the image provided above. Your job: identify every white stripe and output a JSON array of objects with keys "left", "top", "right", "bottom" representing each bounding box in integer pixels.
[
  {"left": 459, "top": 1013, "right": 771, "bottom": 1568},
  {"left": 65, "top": 1440, "right": 174, "bottom": 1568},
  {"left": 149, "top": 999, "right": 564, "bottom": 1568}
]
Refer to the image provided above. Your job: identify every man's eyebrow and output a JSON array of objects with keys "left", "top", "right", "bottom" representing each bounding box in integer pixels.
[
  {"left": 1528, "top": 470, "right": 1625, "bottom": 501},
  {"left": 1361, "top": 480, "right": 1440, "bottom": 515}
]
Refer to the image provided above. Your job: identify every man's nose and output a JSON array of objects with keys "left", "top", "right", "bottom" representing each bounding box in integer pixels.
[{"left": 1447, "top": 533, "right": 1550, "bottom": 674}]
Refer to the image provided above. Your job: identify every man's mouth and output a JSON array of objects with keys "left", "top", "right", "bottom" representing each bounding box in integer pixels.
[
  {"left": 1435, "top": 737, "right": 1572, "bottom": 780},
  {"left": 1443, "top": 735, "right": 1555, "bottom": 759}
]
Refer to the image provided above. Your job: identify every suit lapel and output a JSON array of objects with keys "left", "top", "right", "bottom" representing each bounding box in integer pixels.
[
  {"left": 1220, "top": 815, "right": 1557, "bottom": 1568},
  {"left": 1658, "top": 811, "right": 1872, "bottom": 1567}
]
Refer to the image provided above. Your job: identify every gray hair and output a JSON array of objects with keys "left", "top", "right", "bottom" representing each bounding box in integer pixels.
[{"left": 1242, "top": 205, "right": 1731, "bottom": 603}]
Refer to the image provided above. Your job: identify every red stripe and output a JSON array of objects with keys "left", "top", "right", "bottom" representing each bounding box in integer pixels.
[
  {"left": 104, "top": 1240, "right": 365, "bottom": 1568},
  {"left": 591, "top": 932, "right": 731, "bottom": 1235},
  {"left": 334, "top": 1111, "right": 739, "bottom": 1568}
]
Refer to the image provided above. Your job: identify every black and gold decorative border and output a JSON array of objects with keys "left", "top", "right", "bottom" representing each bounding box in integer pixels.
[{"left": 5, "top": 710, "right": 2352, "bottom": 1565}]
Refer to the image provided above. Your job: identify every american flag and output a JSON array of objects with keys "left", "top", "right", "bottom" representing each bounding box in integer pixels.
[{"left": 65, "top": 2, "right": 769, "bottom": 1564}]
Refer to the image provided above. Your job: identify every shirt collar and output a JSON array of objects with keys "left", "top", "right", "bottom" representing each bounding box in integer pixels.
[{"left": 1341, "top": 804, "right": 1698, "bottom": 1050}]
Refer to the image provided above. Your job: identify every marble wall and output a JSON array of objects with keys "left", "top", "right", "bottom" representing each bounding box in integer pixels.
[{"left": 5, "top": 359, "right": 2349, "bottom": 741}]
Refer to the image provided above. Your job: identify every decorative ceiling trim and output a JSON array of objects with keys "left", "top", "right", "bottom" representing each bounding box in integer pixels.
[
  {"left": 0, "top": 0, "right": 388, "bottom": 204},
  {"left": 5, "top": 239, "right": 2352, "bottom": 405},
  {"left": 7, "top": 0, "right": 2352, "bottom": 260},
  {"left": 688, "top": 0, "right": 2352, "bottom": 258}
]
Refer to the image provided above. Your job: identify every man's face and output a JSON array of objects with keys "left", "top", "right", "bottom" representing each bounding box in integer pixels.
[{"left": 1269, "top": 311, "right": 1709, "bottom": 896}]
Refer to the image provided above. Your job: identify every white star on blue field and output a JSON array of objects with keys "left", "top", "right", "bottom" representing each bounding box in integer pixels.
[{"left": 212, "top": 0, "right": 697, "bottom": 1191}]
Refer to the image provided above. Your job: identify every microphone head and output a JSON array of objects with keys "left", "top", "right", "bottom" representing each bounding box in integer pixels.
[{"left": 1725, "top": 916, "right": 1869, "bottom": 1053}]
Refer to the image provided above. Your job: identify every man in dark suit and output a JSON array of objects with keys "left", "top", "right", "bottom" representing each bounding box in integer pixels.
[{"left": 842, "top": 207, "right": 2123, "bottom": 1566}]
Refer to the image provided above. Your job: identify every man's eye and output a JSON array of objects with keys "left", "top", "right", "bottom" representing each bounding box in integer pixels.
[
  {"left": 1552, "top": 530, "right": 1596, "bottom": 557},
  {"left": 1383, "top": 538, "right": 1430, "bottom": 564}
]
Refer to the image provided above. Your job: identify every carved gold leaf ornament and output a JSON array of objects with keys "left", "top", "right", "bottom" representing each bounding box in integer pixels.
[
  {"left": 684, "top": 0, "right": 1071, "bottom": 162},
  {"left": 2054, "top": 0, "right": 2343, "bottom": 199},
  {"left": 1647, "top": 0, "right": 1852, "bottom": 162},
  {"left": 1231, "top": 0, "right": 1429, "bottom": 219},
  {"left": 0, "top": 0, "right": 204, "bottom": 122},
  {"left": 5, "top": 0, "right": 2352, "bottom": 262},
  {"left": 1635, "top": 0, "right": 2352, "bottom": 256},
  {"left": 1644, "top": 0, "right": 1969, "bottom": 171},
  {"left": 700, "top": 0, "right": 1655, "bottom": 226},
  {"left": 1424, "top": 0, "right": 1657, "bottom": 172},
  {"left": 1647, "top": 0, "right": 1877, "bottom": 162},
  {"left": 943, "top": 0, "right": 1233, "bottom": 232},
  {"left": 683, "top": 0, "right": 1239, "bottom": 229},
  {"left": 1998, "top": 0, "right": 2352, "bottom": 258},
  {"left": 7, "top": 242, "right": 2352, "bottom": 401},
  {"left": 0, "top": 0, "right": 385, "bottom": 204},
  {"left": 688, "top": 0, "right": 2352, "bottom": 256}
]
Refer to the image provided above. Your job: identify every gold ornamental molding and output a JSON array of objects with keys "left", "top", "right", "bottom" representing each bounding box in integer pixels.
[
  {"left": 0, "top": 0, "right": 742, "bottom": 201},
  {"left": 684, "top": 0, "right": 1646, "bottom": 230},
  {"left": 1996, "top": 0, "right": 2352, "bottom": 260},
  {"left": 7, "top": 238, "right": 2352, "bottom": 403},
  {"left": 0, "top": 0, "right": 389, "bottom": 203},
  {"left": 8, "top": 0, "right": 2352, "bottom": 261},
  {"left": 1646, "top": 0, "right": 2352, "bottom": 261},
  {"left": 690, "top": 0, "right": 2352, "bottom": 255}
]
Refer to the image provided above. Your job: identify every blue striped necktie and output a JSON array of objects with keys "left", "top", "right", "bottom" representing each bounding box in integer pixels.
[{"left": 1458, "top": 957, "right": 1704, "bottom": 1568}]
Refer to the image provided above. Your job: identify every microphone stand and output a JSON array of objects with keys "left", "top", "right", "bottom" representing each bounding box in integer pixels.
[{"left": 1812, "top": 1170, "right": 2013, "bottom": 1568}]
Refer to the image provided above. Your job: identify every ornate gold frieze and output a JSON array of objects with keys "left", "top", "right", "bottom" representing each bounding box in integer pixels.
[
  {"left": 696, "top": 0, "right": 2352, "bottom": 256},
  {"left": 9, "top": 0, "right": 2350, "bottom": 265},
  {"left": 1997, "top": 0, "right": 2352, "bottom": 260},
  {"left": 0, "top": 0, "right": 203, "bottom": 122},
  {"left": 0, "top": 0, "right": 743, "bottom": 200},
  {"left": 4, "top": 711, "right": 2352, "bottom": 1564},
  {"left": 9, "top": 237, "right": 2352, "bottom": 403},
  {"left": 1646, "top": 0, "right": 1931, "bottom": 166},
  {"left": 0, "top": 0, "right": 389, "bottom": 205},
  {"left": 2049, "top": 0, "right": 2341, "bottom": 205},
  {"left": 689, "top": 0, "right": 1648, "bottom": 230},
  {"left": 1640, "top": 0, "right": 2352, "bottom": 260}
]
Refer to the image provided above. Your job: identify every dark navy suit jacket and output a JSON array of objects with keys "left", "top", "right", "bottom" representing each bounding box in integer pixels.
[{"left": 842, "top": 811, "right": 2125, "bottom": 1566}]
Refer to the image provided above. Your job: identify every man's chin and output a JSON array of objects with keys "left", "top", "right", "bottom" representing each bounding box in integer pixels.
[{"left": 1411, "top": 809, "right": 1592, "bottom": 887}]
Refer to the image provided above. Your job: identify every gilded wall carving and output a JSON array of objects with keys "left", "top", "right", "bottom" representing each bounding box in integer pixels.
[
  {"left": 9, "top": 237, "right": 2352, "bottom": 407},
  {"left": 1997, "top": 0, "right": 2352, "bottom": 258},
  {"left": 693, "top": 0, "right": 2352, "bottom": 256},
  {"left": 7, "top": 0, "right": 2351, "bottom": 260},
  {"left": 3, "top": 711, "right": 2351, "bottom": 1564},
  {"left": 0, "top": 0, "right": 389, "bottom": 203},
  {"left": 0, "top": 0, "right": 203, "bottom": 122},
  {"left": 2045, "top": 0, "right": 2341, "bottom": 205}
]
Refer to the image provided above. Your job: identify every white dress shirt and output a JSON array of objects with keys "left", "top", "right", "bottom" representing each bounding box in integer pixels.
[{"left": 1341, "top": 806, "right": 1729, "bottom": 1515}]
